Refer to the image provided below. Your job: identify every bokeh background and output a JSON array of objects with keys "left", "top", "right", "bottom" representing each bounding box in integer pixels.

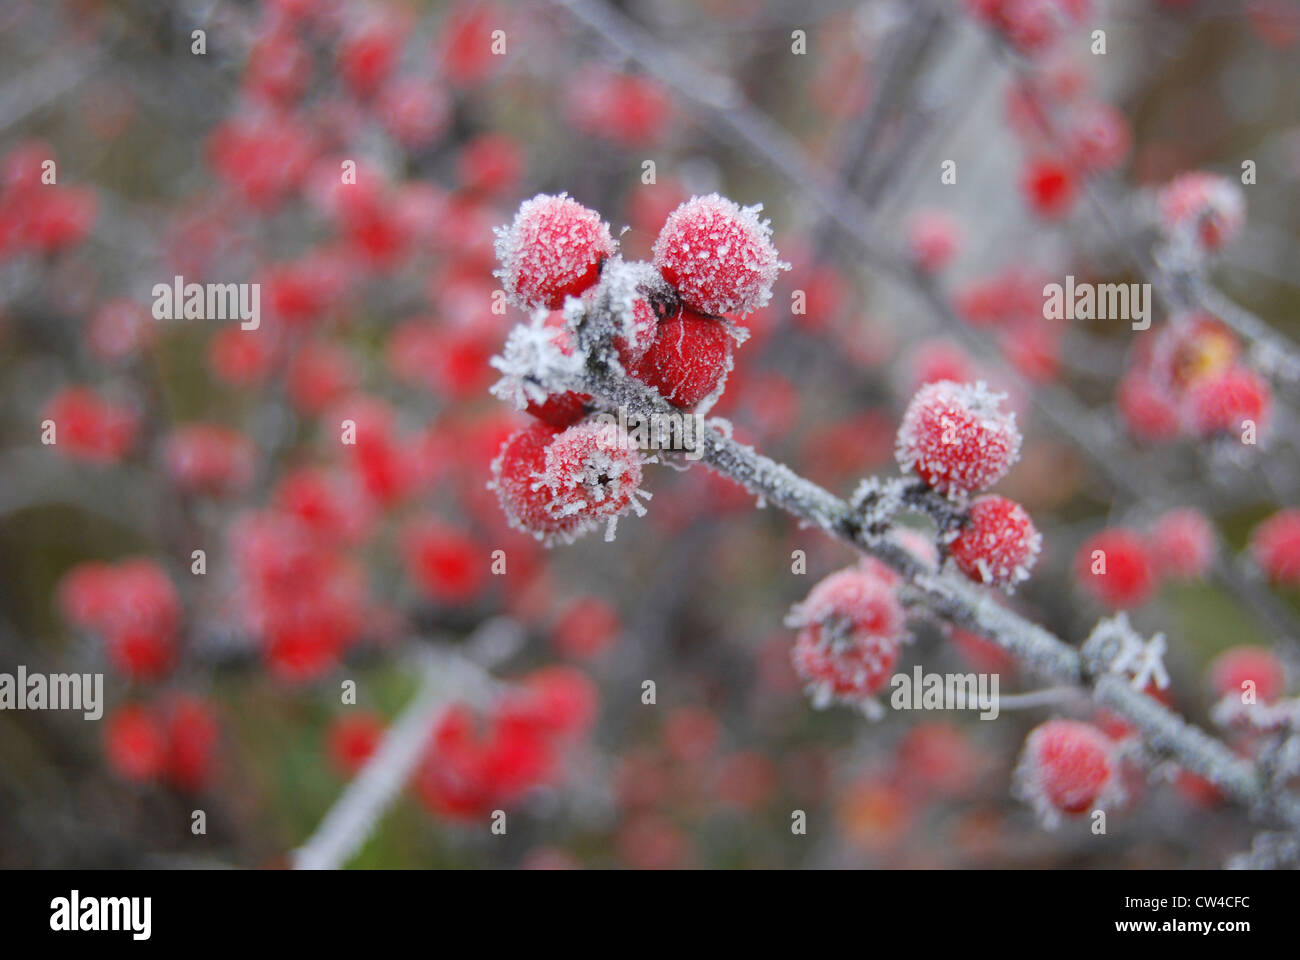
[{"left": 1, "top": 0, "right": 1299, "bottom": 869}]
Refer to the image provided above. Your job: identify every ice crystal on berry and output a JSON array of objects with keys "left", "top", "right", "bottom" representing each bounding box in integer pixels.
[
  {"left": 494, "top": 193, "right": 616, "bottom": 310},
  {"left": 652, "top": 193, "right": 787, "bottom": 317},
  {"left": 896, "top": 380, "right": 1022, "bottom": 498}
]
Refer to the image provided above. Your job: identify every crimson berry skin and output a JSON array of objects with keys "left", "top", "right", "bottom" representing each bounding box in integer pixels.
[
  {"left": 652, "top": 193, "right": 784, "bottom": 317},
  {"left": 1186, "top": 365, "right": 1271, "bottom": 440},
  {"left": 1250, "top": 508, "right": 1300, "bottom": 587},
  {"left": 787, "top": 567, "right": 906, "bottom": 709},
  {"left": 949, "top": 495, "right": 1042, "bottom": 589},
  {"left": 626, "top": 308, "right": 734, "bottom": 410},
  {"left": 895, "top": 380, "right": 1022, "bottom": 498},
  {"left": 1017, "top": 720, "right": 1118, "bottom": 819},
  {"left": 490, "top": 420, "right": 646, "bottom": 544},
  {"left": 495, "top": 193, "right": 616, "bottom": 310},
  {"left": 1074, "top": 528, "right": 1155, "bottom": 609},
  {"left": 490, "top": 421, "right": 569, "bottom": 539},
  {"left": 1209, "top": 646, "right": 1286, "bottom": 704},
  {"left": 1149, "top": 508, "right": 1215, "bottom": 581}
]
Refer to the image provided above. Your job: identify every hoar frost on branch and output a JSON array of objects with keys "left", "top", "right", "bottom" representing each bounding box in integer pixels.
[{"left": 486, "top": 191, "right": 1300, "bottom": 855}]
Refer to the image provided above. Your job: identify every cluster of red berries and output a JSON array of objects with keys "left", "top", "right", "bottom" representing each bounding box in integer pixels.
[
  {"left": 104, "top": 696, "right": 219, "bottom": 793},
  {"left": 230, "top": 509, "right": 369, "bottom": 682},
  {"left": 894, "top": 381, "right": 1041, "bottom": 589},
  {"left": 59, "top": 558, "right": 182, "bottom": 681},
  {"left": 1074, "top": 507, "right": 1216, "bottom": 609},
  {"left": 490, "top": 192, "right": 785, "bottom": 542},
  {"left": 1118, "top": 313, "right": 1271, "bottom": 445},
  {"left": 0, "top": 140, "right": 99, "bottom": 258},
  {"left": 1248, "top": 508, "right": 1300, "bottom": 588},
  {"left": 415, "top": 668, "right": 597, "bottom": 820},
  {"left": 42, "top": 388, "right": 139, "bottom": 464}
]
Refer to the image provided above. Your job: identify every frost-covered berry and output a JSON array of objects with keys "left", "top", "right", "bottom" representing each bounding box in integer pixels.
[
  {"left": 1068, "top": 100, "right": 1131, "bottom": 173},
  {"left": 490, "top": 420, "right": 648, "bottom": 544},
  {"left": 625, "top": 307, "right": 734, "bottom": 410},
  {"left": 896, "top": 380, "right": 1022, "bottom": 498},
  {"left": 906, "top": 210, "right": 961, "bottom": 273},
  {"left": 495, "top": 194, "right": 616, "bottom": 309},
  {"left": 526, "top": 312, "right": 592, "bottom": 428},
  {"left": 490, "top": 421, "right": 568, "bottom": 538},
  {"left": 1075, "top": 528, "right": 1155, "bottom": 609},
  {"left": 1116, "top": 370, "right": 1182, "bottom": 442},
  {"left": 1209, "top": 646, "right": 1286, "bottom": 704},
  {"left": 787, "top": 567, "right": 906, "bottom": 713},
  {"left": 1186, "top": 365, "right": 1271, "bottom": 440},
  {"left": 1158, "top": 171, "right": 1245, "bottom": 252},
  {"left": 1149, "top": 508, "right": 1215, "bottom": 580},
  {"left": 1015, "top": 719, "right": 1119, "bottom": 821},
  {"left": 536, "top": 421, "right": 648, "bottom": 538},
  {"left": 652, "top": 194, "right": 784, "bottom": 316},
  {"left": 1249, "top": 508, "right": 1300, "bottom": 586},
  {"left": 948, "top": 495, "right": 1042, "bottom": 589},
  {"left": 613, "top": 296, "right": 660, "bottom": 368}
]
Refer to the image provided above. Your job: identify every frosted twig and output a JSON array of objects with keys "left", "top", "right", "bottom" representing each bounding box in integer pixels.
[{"left": 554, "top": 311, "right": 1295, "bottom": 828}]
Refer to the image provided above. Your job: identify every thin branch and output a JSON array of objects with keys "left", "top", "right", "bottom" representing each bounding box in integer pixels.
[{"left": 290, "top": 620, "right": 522, "bottom": 870}]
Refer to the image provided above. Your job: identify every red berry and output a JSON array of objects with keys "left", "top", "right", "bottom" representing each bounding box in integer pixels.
[
  {"left": 495, "top": 194, "right": 615, "bottom": 310},
  {"left": 788, "top": 567, "right": 906, "bottom": 710},
  {"left": 1075, "top": 528, "right": 1155, "bottom": 608},
  {"left": 896, "top": 380, "right": 1022, "bottom": 497},
  {"left": 1159, "top": 171, "right": 1245, "bottom": 252},
  {"left": 1209, "top": 646, "right": 1286, "bottom": 703},
  {"left": 337, "top": 14, "right": 404, "bottom": 98},
  {"left": 209, "top": 327, "right": 276, "bottom": 386},
  {"left": 457, "top": 133, "right": 523, "bottom": 195},
  {"left": 44, "top": 387, "right": 138, "bottom": 463},
  {"left": 491, "top": 421, "right": 566, "bottom": 537},
  {"left": 491, "top": 420, "right": 646, "bottom": 543},
  {"left": 564, "top": 67, "right": 673, "bottom": 148},
  {"left": 162, "top": 695, "right": 219, "bottom": 792},
  {"left": 1022, "top": 156, "right": 1077, "bottom": 219},
  {"left": 904, "top": 338, "right": 977, "bottom": 394},
  {"left": 328, "top": 712, "right": 385, "bottom": 777},
  {"left": 105, "top": 705, "right": 167, "bottom": 782},
  {"left": 652, "top": 193, "right": 784, "bottom": 316},
  {"left": 1068, "top": 100, "right": 1131, "bottom": 172},
  {"left": 1149, "top": 508, "right": 1215, "bottom": 580},
  {"left": 626, "top": 307, "right": 734, "bottom": 409},
  {"left": 949, "top": 495, "right": 1042, "bottom": 588},
  {"left": 1117, "top": 370, "right": 1182, "bottom": 442},
  {"left": 162, "top": 424, "right": 256, "bottom": 496},
  {"left": 550, "top": 595, "right": 621, "bottom": 659},
  {"left": 1016, "top": 719, "right": 1118, "bottom": 819},
  {"left": 403, "top": 519, "right": 488, "bottom": 604},
  {"left": 1186, "top": 364, "right": 1271, "bottom": 440},
  {"left": 87, "top": 298, "right": 153, "bottom": 362},
  {"left": 907, "top": 210, "right": 961, "bottom": 272},
  {"left": 1250, "top": 509, "right": 1300, "bottom": 586}
]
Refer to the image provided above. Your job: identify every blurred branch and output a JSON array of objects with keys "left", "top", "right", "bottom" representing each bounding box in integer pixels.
[{"left": 291, "top": 619, "right": 522, "bottom": 871}]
